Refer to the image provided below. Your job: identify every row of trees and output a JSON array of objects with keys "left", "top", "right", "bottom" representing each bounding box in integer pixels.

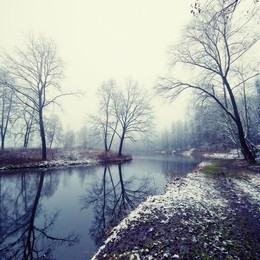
[
  {"left": 0, "top": 79, "right": 64, "bottom": 149},
  {"left": 0, "top": 34, "right": 154, "bottom": 159},
  {"left": 158, "top": 78, "right": 259, "bottom": 153},
  {"left": 89, "top": 79, "right": 154, "bottom": 156},
  {"left": 0, "top": 0, "right": 259, "bottom": 165},
  {"left": 0, "top": 35, "right": 74, "bottom": 160},
  {"left": 0, "top": 65, "right": 154, "bottom": 159}
]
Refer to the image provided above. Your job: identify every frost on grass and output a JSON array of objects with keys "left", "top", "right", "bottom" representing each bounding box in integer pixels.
[{"left": 92, "top": 163, "right": 260, "bottom": 260}]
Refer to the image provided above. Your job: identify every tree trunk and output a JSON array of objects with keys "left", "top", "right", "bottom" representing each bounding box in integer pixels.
[
  {"left": 118, "top": 131, "right": 125, "bottom": 156},
  {"left": 108, "top": 120, "right": 118, "bottom": 151},
  {"left": 39, "top": 109, "right": 47, "bottom": 160},
  {"left": 104, "top": 132, "right": 108, "bottom": 152},
  {"left": 24, "top": 130, "right": 29, "bottom": 148},
  {"left": 223, "top": 77, "right": 256, "bottom": 164},
  {"left": 1, "top": 135, "right": 4, "bottom": 150}
]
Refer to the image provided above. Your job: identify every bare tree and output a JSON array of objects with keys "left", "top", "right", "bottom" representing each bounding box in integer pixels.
[
  {"left": 157, "top": 0, "right": 259, "bottom": 164},
  {"left": 113, "top": 79, "right": 154, "bottom": 156},
  {"left": 90, "top": 80, "right": 118, "bottom": 152},
  {"left": 45, "top": 114, "right": 63, "bottom": 148},
  {"left": 64, "top": 129, "right": 75, "bottom": 149},
  {"left": 0, "top": 71, "right": 15, "bottom": 149},
  {"left": 191, "top": 0, "right": 258, "bottom": 15},
  {"left": 12, "top": 100, "right": 38, "bottom": 148},
  {"left": 20, "top": 105, "right": 37, "bottom": 148},
  {"left": 1, "top": 34, "right": 69, "bottom": 160}
]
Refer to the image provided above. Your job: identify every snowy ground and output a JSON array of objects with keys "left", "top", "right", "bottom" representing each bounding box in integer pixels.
[
  {"left": 0, "top": 148, "right": 132, "bottom": 172},
  {"left": 92, "top": 161, "right": 260, "bottom": 259},
  {"left": 203, "top": 149, "right": 242, "bottom": 159}
]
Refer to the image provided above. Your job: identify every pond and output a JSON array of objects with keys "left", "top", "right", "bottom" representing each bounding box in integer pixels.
[{"left": 0, "top": 154, "right": 201, "bottom": 260}]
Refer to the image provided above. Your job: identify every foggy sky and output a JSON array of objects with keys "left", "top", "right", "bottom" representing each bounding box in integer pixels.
[{"left": 0, "top": 0, "right": 193, "bottom": 131}]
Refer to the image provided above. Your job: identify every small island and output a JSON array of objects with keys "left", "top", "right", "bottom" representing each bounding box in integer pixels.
[{"left": 0, "top": 148, "right": 132, "bottom": 172}]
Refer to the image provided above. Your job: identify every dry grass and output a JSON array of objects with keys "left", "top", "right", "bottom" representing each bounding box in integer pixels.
[{"left": 0, "top": 148, "right": 132, "bottom": 168}]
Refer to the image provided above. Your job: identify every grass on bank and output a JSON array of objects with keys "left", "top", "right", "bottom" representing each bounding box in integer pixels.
[{"left": 200, "top": 159, "right": 256, "bottom": 178}]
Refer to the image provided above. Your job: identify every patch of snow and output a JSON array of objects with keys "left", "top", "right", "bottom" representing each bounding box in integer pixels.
[
  {"left": 92, "top": 172, "right": 229, "bottom": 259},
  {"left": 181, "top": 148, "right": 195, "bottom": 157},
  {"left": 0, "top": 158, "right": 100, "bottom": 172},
  {"left": 232, "top": 175, "right": 260, "bottom": 204},
  {"left": 203, "top": 149, "right": 242, "bottom": 159}
]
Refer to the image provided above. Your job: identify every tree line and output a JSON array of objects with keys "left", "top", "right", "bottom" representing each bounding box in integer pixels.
[
  {"left": 158, "top": 79, "right": 259, "bottom": 154},
  {"left": 89, "top": 79, "right": 154, "bottom": 156},
  {"left": 0, "top": 35, "right": 69, "bottom": 160},
  {"left": 0, "top": 0, "right": 259, "bottom": 164}
]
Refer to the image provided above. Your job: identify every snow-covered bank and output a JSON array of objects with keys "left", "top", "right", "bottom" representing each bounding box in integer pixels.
[
  {"left": 92, "top": 161, "right": 260, "bottom": 259},
  {"left": 0, "top": 158, "right": 99, "bottom": 171},
  {"left": 0, "top": 148, "right": 132, "bottom": 172},
  {"left": 174, "top": 148, "right": 242, "bottom": 160},
  {"left": 202, "top": 149, "right": 242, "bottom": 159}
]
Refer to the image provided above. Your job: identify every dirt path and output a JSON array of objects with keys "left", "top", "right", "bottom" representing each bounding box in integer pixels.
[{"left": 92, "top": 160, "right": 260, "bottom": 259}]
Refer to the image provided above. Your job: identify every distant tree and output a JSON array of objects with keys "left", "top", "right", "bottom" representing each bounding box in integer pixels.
[
  {"left": 113, "top": 79, "right": 154, "bottom": 156},
  {"left": 234, "top": 68, "right": 260, "bottom": 153},
  {"left": 170, "top": 120, "right": 188, "bottom": 150},
  {"left": 191, "top": 102, "right": 232, "bottom": 149},
  {"left": 21, "top": 106, "right": 37, "bottom": 148},
  {"left": 12, "top": 100, "right": 38, "bottom": 148},
  {"left": 90, "top": 80, "right": 118, "bottom": 152},
  {"left": 45, "top": 114, "right": 63, "bottom": 148},
  {"left": 157, "top": 0, "right": 259, "bottom": 164},
  {"left": 77, "top": 125, "right": 90, "bottom": 148},
  {"left": 0, "top": 71, "right": 15, "bottom": 149},
  {"left": 160, "top": 129, "right": 171, "bottom": 152},
  {"left": 64, "top": 129, "right": 75, "bottom": 149},
  {"left": 1, "top": 34, "right": 70, "bottom": 160}
]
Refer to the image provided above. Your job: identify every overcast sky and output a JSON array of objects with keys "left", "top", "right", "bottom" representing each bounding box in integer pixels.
[{"left": 0, "top": 0, "right": 193, "bottom": 131}]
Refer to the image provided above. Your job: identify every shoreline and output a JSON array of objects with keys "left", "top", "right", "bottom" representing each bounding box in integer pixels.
[
  {"left": 0, "top": 148, "right": 132, "bottom": 172},
  {"left": 92, "top": 159, "right": 260, "bottom": 259}
]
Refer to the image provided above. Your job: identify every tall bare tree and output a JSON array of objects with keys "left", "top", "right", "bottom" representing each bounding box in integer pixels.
[
  {"left": 1, "top": 34, "right": 67, "bottom": 160},
  {"left": 113, "top": 80, "right": 154, "bottom": 156},
  {"left": 157, "top": 0, "right": 259, "bottom": 164}
]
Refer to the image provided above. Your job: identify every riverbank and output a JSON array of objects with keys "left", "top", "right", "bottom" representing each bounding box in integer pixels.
[
  {"left": 92, "top": 159, "right": 260, "bottom": 259},
  {"left": 0, "top": 148, "right": 132, "bottom": 172}
]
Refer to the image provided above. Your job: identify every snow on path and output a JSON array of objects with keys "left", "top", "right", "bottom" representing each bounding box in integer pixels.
[{"left": 92, "top": 166, "right": 260, "bottom": 259}]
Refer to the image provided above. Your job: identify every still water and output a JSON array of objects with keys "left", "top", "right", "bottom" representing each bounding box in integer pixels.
[{"left": 0, "top": 154, "right": 200, "bottom": 260}]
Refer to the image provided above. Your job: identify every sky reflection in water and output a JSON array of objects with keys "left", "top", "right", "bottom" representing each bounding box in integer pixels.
[{"left": 0, "top": 154, "right": 200, "bottom": 259}]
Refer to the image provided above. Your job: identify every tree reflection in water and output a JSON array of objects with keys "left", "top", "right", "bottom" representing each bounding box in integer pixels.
[
  {"left": 0, "top": 170, "right": 79, "bottom": 260},
  {"left": 80, "top": 163, "right": 156, "bottom": 246}
]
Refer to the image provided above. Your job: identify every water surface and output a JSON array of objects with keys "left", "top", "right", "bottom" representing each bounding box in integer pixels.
[{"left": 0, "top": 154, "right": 200, "bottom": 259}]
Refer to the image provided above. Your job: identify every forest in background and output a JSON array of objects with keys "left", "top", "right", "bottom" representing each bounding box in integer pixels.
[{"left": 0, "top": 0, "right": 259, "bottom": 164}]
